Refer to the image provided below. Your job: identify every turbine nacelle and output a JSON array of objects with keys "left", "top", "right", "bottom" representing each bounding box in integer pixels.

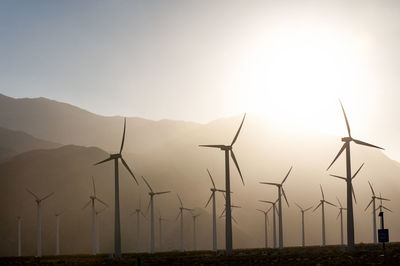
[{"left": 341, "top": 137, "right": 352, "bottom": 142}]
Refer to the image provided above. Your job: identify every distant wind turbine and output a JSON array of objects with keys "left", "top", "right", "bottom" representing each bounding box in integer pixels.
[
  {"left": 199, "top": 113, "right": 246, "bottom": 255},
  {"left": 94, "top": 118, "right": 139, "bottom": 258},
  {"left": 142, "top": 176, "right": 170, "bottom": 253},
  {"left": 95, "top": 206, "right": 107, "bottom": 254},
  {"left": 365, "top": 182, "right": 390, "bottom": 244},
  {"left": 26, "top": 189, "right": 54, "bottom": 257},
  {"left": 256, "top": 206, "right": 272, "bottom": 248},
  {"left": 336, "top": 197, "right": 347, "bottom": 247},
  {"left": 259, "top": 199, "right": 279, "bottom": 248},
  {"left": 17, "top": 217, "right": 22, "bottom": 257},
  {"left": 313, "top": 185, "right": 336, "bottom": 246},
  {"left": 191, "top": 213, "right": 200, "bottom": 250},
  {"left": 130, "top": 198, "right": 146, "bottom": 252},
  {"left": 327, "top": 100, "right": 383, "bottom": 251},
  {"left": 204, "top": 169, "right": 225, "bottom": 251},
  {"left": 158, "top": 215, "right": 168, "bottom": 251},
  {"left": 294, "top": 203, "right": 313, "bottom": 247},
  {"left": 260, "top": 166, "right": 292, "bottom": 249},
  {"left": 176, "top": 194, "right": 193, "bottom": 251},
  {"left": 55, "top": 212, "right": 64, "bottom": 255},
  {"left": 376, "top": 192, "right": 392, "bottom": 213},
  {"left": 82, "top": 177, "right": 108, "bottom": 255}
]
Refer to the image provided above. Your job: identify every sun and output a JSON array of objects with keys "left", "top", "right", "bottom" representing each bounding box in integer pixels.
[{"left": 235, "top": 24, "right": 372, "bottom": 135}]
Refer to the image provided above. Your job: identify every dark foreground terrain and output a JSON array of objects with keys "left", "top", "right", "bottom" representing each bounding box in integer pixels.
[{"left": 1, "top": 243, "right": 400, "bottom": 265}]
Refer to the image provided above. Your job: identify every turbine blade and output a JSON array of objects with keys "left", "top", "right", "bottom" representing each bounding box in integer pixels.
[
  {"left": 352, "top": 163, "right": 365, "bottom": 179},
  {"left": 330, "top": 174, "right": 346, "bottom": 181},
  {"left": 207, "top": 169, "right": 216, "bottom": 189},
  {"left": 175, "top": 212, "right": 181, "bottom": 221},
  {"left": 41, "top": 192, "right": 54, "bottom": 201},
  {"left": 352, "top": 185, "right": 357, "bottom": 204},
  {"left": 95, "top": 197, "right": 108, "bottom": 207},
  {"left": 146, "top": 199, "right": 151, "bottom": 214},
  {"left": 220, "top": 208, "right": 226, "bottom": 217},
  {"left": 327, "top": 143, "right": 346, "bottom": 170},
  {"left": 177, "top": 194, "right": 183, "bottom": 207},
  {"left": 230, "top": 150, "right": 244, "bottom": 185},
  {"left": 376, "top": 197, "right": 390, "bottom": 201},
  {"left": 199, "top": 145, "right": 225, "bottom": 148},
  {"left": 231, "top": 113, "right": 246, "bottom": 146},
  {"left": 216, "top": 189, "right": 226, "bottom": 193},
  {"left": 259, "top": 200, "right": 273, "bottom": 204},
  {"left": 205, "top": 193, "right": 213, "bottom": 208},
  {"left": 320, "top": 185, "right": 325, "bottom": 200},
  {"left": 259, "top": 182, "right": 279, "bottom": 186},
  {"left": 353, "top": 139, "right": 384, "bottom": 150},
  {"left": 142, "top": 176, "right": 153, "bottom": 192},
  {"left": 231, "top": 205, "right": 241, "bottom": 208},
  {"left": 120, "top": 117, "right": 126, "bottom": 154},
  {"left": 281, "top": 187, "right": 289, "bottom": 207},
  {"left": 294, "top": 203, "right": 302, "bottom": 211},
  {"left": 313, "top": 202, "right": 322, "bottom": 212},
  {"left": 141, "top": 211, "right": 147, "bottom": 219},
  {"left": 336, "top": 197, "right": 342, "bottom": 208},
  {"left": 256, "top": 209, "right": 265, "bottom": 213},
  {"left": 339, "top": 99, "right": 351, "bottom": 137},
  {"left": 267, "top": 206, "right": 273, "bottom": 214},
  {"left": 325, "top": 200, "right": 336, "bottom": 207},
  {"left": 232, "top": 215, "right": 238, "bottom": 224},
  {"left": 155, "top": 191, "right": 171, "bottom": 195},
  {"left": 364, "top": 199, "right": 373, "bottom": 211},
  {"left": 92, "top": 176, "right": 96, "bottom": 197},
  {"left": 121, "top": 157, "right": 138, "bottom": 185},
  {"left": 26, "top": 188, "right": 39, "bottom": 200},
  {"left": 94, "top": 156, "right": 113, "bottom": 166},
  {"left": 304, "top": 206, "right": 313, "bottom": 212},
  {"left": 368, "top": 181, "right": 375, "bottom": 196},
  {"left": 336, "top": 211, "right": 341, "bottom": 220},
  {"left": 281, "top": 166, "right": 293, "bottom": 184},
  {"left": 82, "top": 200, "right": 91, "bottom": 210},
  {"left": 382, "top": 206, "right": 392, "bottom": 212}
]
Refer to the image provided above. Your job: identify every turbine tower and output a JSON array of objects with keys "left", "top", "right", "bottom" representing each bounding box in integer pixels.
[
  {"left": 260, "top": 166, "right": 292, "bottom": 249},
  {"left": 313, "top": 185, "right": 336, "bottom": 246},
  {"left": 294, "top": 203, "right": 313, "bottom": 247},
  {"left": 259, "top": 199, "right": 279, "bottom": 248},
  {"left": 17, "top": 217, "right": 22, "bottom": 257},
  {"left": 199, "top": 114, "right": 246, "bottom": 255},
  {"left": 176, "top": 194, "right": 193, "bottom": 251},
  {"left": 130, "top": 198, "right": 146, "bottom": 252},
  {"left": 55, "top": 212, "right": 63, "bottom": 255},
  {"left": 158, "top": 215, "right": 168, "bottom": 251},
  {"left": 327, "top": 100, "right": 383, "bottom": 251},
  {"left": 94, "top": 118, "right": 139, "bottom": 258},
  {"left": 95, "top": 206, "right": 107, "bottom": 254},
  {"left": 142, "top": 176, "right": 170, "bottom": 253},
  {"left": 82, "top": 177, "right": 108, "bottom": 255},
  {"left": 204, "top": 169, "right": 225, "bottom": 251},
  {"left": 336, "top": 197, "right": 347, "bottom": 247},
  {"left": 256, "top": 206, "right": 272, "bottom": 248},
  {"left": 26, "top": 189, "right": 54, "bottom": 257},
  {"left": 365, "top": 181, "right": 390, "bottom": 244},
  {"left": 191, "top": 213, "right": 200, "bottom": 250}
]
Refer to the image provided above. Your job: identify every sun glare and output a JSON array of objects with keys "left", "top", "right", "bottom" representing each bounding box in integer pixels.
[{"left": 236, "top": 24, "right": 372, "bottom": 135}]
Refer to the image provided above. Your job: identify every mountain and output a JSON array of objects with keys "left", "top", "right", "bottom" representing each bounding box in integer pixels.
[
  {"left": 0, "top": 126, "right": 60, "bottom": 161},
  {"left": 0, "top": 93, "right": 201, "bottom": 154}
]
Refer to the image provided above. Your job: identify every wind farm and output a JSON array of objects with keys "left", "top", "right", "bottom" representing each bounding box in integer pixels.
[{"left": 2, "top": 1, "right": 400, "bottom": 265}]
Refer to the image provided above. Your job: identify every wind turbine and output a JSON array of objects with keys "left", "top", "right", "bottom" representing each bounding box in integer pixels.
[
  {"left": 260, "top": 166, "right": 292, "bottom": 249},
  {"left": 204, "top": 169, "right": 225, "bottom": 251},
  {"left": 313, "top": 185, "right": 336, "bottom": 246},
  {"left": 376, "top": 193, "right": 392, "bottom": 213},
  {"left": 191, "top": 212, "right": 200, "bottom": 250},
  {"left": 17, "top": 217, "right": 22, "bottom": 257},
  {"left": 199, "top": 113, "right": 246, "bottom": 255},
  {"left": 256, "top": 206, "right": 272, "bottom": 248},
  {"left": 259, "top": 199, "right": 279, "bottom": 248},
  {"left": 55, "top": 212, "right": 64, "bottom": 255},
  {"left": 365, "top": 182, "right": 390, "bottom": 244},
  {"left": 94, "top": 118, "right": 139, "bottom": 258},
  {"left": 176, "top": 194, "right": 193, "bottom": 251},
  {"left": 26, "top": 189, "right": 54, "bottom": 257},
  {"left": 95, "top": 206, "right": 107, "bottom": 254},
  {"left": 158, "top": 215, "right": 168, "bottom": 251},
  {"left": 82, "top": 177, "right": 108, "bottom": 255},
  {"left": 336, "top": 197, "right": 347, "bottom": 247},
  {"left": 130, "top": 198, "right": 146, "bottom": 252},
  {"left": 294, "top": 203, "right": 313, "bottom": 247},
  {"left": 142, "top": 176, "right": 170, "bottom": 253},
  {"left": 327, "top": 100, "right": 383, "bottom": 251}
]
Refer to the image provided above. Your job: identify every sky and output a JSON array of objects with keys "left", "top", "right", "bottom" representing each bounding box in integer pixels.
[{"left": 1, "top": 0, "right": 400, "bottom": 159}]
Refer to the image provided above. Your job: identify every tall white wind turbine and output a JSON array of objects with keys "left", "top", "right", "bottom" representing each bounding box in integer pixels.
[
  {"left": 259, "top": 199, "right": 278, "bottom": 248},
  {"left": 294, "top": 203, "right": 313, "bottom": 247},
  {"left": 260, "top": 166, "right": 292, "bottom": 249},
  {"left": 82, "top": 177, "right": 108, "bottom": 255},
  {"left": 313, "top": 185, "right": 336, "bottom": 246},
  {"left": 176, "top": 194, "right": 193, "bottom": 251},
  {"left": 26, "top": 189, "right": 54, "bottom": 257},
  {"left": 256, "top": 207, "right": 272, "bottom": 248},
  {"left": 365, "top": 182, "right": 390, "bottom": 244},
  {"left": 94, "top": 118, "right": 139, "bottom": 258},
  {"left": 130, "top": 198, "right": 146, "bottom": 252},
  {"left": 199, "top": 114, "right": 246, "bottom": 255},
  {"left": 336, "top": 197, "right": 347, "bottom": 247},
  {"left": 327, "top": 100, "right": 383, "bottom": 251},
  {"left": 142, "top": 176, "right": 170, "bottom": 253},
  {"left": 204, "top": 169, "right": 225, "bottom": 251}
]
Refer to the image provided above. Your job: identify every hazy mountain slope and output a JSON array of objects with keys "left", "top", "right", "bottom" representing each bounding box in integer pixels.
[
  {"left": 0, "top": 126, "right": 60, "bottom": 161},
  {"left": 0, "top": 93, "right": 201, "bottom": 154}
]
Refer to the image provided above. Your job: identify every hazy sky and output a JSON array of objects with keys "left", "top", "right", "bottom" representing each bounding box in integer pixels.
[{"left": 1, "top": 1, "right": 400, "bottom": 159}]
